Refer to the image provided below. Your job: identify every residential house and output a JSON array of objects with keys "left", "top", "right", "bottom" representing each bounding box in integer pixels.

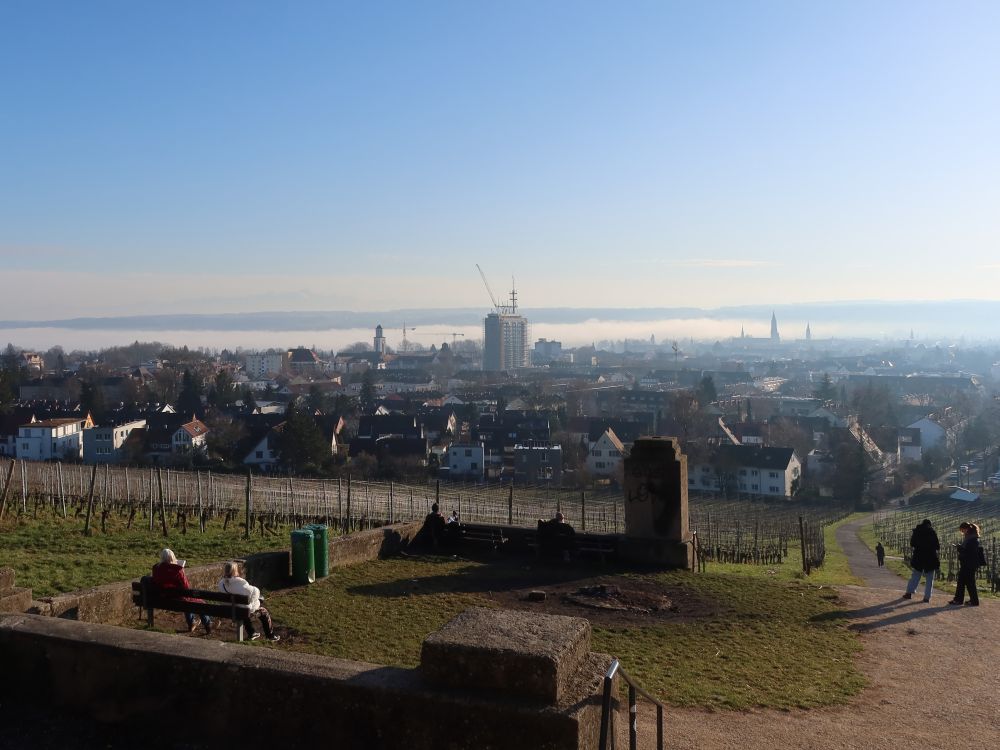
[
  {"left": 897, "top": 427, "right": 923, "bottom": 464},
  {"left": 587, "top": 428, "right": 626, "bottom": 478},
  {"left": 907, "top": 417, "right": 947, "bottom": 451},
  {"left": 446, "top": 442, "right": 485, "bottom": 480},
  {"left": 17, "top": 416, "right": 91, "bottom": 461},
  {"left": 689, "top": 445, "right": 801, "bottom": 498},
  {"left": 513, "top": 443, "right": 562, "bottom": 485},
  {"left": 83, "top": 418, "right": 147, "bottom": 464}
]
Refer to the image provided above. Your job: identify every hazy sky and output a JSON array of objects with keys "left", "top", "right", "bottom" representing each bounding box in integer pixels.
[{"left": 2, "top": 1, "right": 999, "bottom": 319}]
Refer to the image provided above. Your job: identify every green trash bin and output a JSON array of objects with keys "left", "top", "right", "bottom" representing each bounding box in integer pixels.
[
  {"left": 291, "top": 528, "right": 316, "bottom": 585},
  {"left": 307, "top": 524, "right": 330, "bottom": 578}
]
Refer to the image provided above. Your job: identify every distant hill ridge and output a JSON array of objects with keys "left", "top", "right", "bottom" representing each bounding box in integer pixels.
[{"left": 2, "top": 299, "right": 999, "bottom": 335}]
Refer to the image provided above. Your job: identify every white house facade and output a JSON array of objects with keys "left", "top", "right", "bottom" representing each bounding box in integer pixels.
[
  {"left": 587, "top": 429, "right": 625, "bottom": 478},
  {"left": 689, "top": 445, "right": 801, "bottom": 498},
  {"left": 17, "top": 417, "right": 90, "bottom": 461}
]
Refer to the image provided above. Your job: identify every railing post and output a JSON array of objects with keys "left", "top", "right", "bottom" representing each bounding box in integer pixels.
[{"left": 629, "top": 683, "right": 637, "bottom": 750}]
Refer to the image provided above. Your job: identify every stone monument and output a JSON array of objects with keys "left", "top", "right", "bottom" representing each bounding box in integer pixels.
[{"left": 620, "top": 436, "right": 694, "bottom": 568}]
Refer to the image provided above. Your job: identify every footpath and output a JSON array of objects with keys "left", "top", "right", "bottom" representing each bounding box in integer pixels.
[{"left": 644, "top": 516, "right": 999, "bottom": 749}]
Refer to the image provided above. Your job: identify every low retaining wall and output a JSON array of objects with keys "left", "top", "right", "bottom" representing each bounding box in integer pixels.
[
  {"left": 32, "top": 521, "right": 422, "bottom": 625},
  {"left": 0, "top": 609, "right": 609, "bottom": 749}
]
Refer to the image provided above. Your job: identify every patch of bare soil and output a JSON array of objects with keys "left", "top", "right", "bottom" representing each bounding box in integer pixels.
[{"left": 492, "top": 575, "right": 720, "bottom": 626}]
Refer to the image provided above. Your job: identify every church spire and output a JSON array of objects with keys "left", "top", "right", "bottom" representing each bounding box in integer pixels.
[{"left": 770, "top": 311, "right": 780, "bottom": 342}]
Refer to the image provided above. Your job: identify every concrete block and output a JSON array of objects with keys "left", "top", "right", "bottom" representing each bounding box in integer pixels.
[
  {"left": 0, "top": 566, "right": 14, "bottom": 594},
  {"left": 422, "top": 607, "right": 591, "bottom": 705},
  {"left": 623, "top": 436, "right": 689, "bottom": 542},
  {"left": 0, "top": 587, "right": 32, "bottom": 614}
]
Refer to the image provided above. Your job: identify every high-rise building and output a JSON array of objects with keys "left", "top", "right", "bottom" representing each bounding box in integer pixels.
[{"left": 483, "top": 312, "right": 530, "bottom": 371}]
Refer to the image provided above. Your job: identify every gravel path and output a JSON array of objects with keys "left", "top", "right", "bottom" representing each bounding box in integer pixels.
[{"left": 636, "top": 517, "right": 1000, "bottom": 748}]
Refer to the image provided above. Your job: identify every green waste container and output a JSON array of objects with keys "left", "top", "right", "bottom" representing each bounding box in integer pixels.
[
  {"left": 306, "top": 524, "right": 330, "bottom": 578},
  {"left": 291, "top": 528, "right": 316, "bottom": 585}
]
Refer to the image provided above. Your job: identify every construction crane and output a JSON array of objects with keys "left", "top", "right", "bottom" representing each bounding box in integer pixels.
[{"left": 476, "top": 264, "right": 516, "bottom": 315}]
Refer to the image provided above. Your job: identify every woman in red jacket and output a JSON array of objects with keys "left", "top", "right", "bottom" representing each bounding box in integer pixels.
[{"left": 151, "top": 548, "right": 212, "bottom": 634}]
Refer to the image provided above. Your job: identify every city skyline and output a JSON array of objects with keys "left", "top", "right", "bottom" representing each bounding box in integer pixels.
[{"left": 2, "top": 2, "right": 1000, "bottom": 320}]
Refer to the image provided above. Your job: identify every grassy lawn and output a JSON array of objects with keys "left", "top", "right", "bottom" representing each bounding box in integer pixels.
[
  {"left": 272, "top": 550, "right": 864, "bottom": 710},
  {"left": 0, "top": 512, "right": 290, "bottom": 597},
  {"left": 3, "top": 512, "right": 868, "bottom": 710}
]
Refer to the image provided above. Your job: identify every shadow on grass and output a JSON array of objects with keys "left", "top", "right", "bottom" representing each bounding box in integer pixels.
[
  {"left": 810, "top": 596, "right": 966, "bottom": 631},
  {"left": 347, "top": 554, "right": 634, "bottom": 599}
]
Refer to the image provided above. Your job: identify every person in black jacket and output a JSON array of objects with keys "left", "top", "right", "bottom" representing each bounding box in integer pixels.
[
  {"left": 903, "top": 519, "right": 940, "bottom": 602},
  {"left": 949, "top": 522, "right": 981, "bottom": 606}
]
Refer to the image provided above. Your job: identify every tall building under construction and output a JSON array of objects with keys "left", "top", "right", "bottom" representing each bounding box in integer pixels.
[
  {"left": 481, "top": 280, "right": 530, "bottom": 372},
  {"left": 483, "top": 310, "right": 530, "bottom": 371}
]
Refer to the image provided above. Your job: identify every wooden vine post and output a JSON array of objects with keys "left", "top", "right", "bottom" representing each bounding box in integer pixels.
[
  {"left": 0, "top": 460, "right": 15, "bottom": 520},
  {"left": 157, "top": 467, "right": 168, "bottom": 536},
  {"left": 244, "top": 470, "right": 253, "bottom": 541},
  {"left": 82, "top": 464, "right": 99, "bottom": 536}
]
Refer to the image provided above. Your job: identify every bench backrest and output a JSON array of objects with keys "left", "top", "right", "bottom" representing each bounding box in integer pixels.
[{"left": 132, "top": 576, "right": 252, "bottom": 620}]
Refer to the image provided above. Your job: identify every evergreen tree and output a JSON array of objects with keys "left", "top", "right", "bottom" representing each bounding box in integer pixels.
[
  {"left": 176, "top": 369, "right": 204, "bottom": 418},
  {"left": 277, "top": 401, "right": 329, "bottom": 473},
  {"left": 359, "top": 369, "right": 376, "bottom": 414},
  {"left": 79, "top": 379, "right": 108, "bottom": 423},
  {"left": 813, "top": 372, "right": 836, "bottom": 402},
  {"left": 696, "top": 375, "right": 717, "bottom": 406}
]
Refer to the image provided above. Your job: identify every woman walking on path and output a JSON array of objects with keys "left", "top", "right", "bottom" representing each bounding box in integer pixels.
[
  {"left": 949, "top": 522, "right": 982, "bottom": 607},
  {"left": 903, "top": 520, "right": 939, "bottom": 602},
  {"left": 876, "top": 542, "right": 886, "bottom": 567}
]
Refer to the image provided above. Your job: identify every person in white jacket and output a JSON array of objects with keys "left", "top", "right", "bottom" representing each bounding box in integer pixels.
[{"left": 219, "top": 561, "right": 280, "bottom": 641}]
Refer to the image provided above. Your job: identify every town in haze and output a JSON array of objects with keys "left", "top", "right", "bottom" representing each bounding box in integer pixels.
[
  {"left": 3, "top": 300, "right": 999, "bottom": 505},
  {"left": 2, "top": 3, "right": 999, "bottom": 748}
]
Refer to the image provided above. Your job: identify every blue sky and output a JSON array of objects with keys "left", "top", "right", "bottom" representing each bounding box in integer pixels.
[{"left": 2, "top": 1, "right": 999, "bottom": 318}]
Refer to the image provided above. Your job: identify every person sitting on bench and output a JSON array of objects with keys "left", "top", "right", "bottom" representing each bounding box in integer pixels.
[
  {"left": 538, "top": 512, "right": 575, "bottom": 561},
  {"left": 218, "top": 561, "right": 280, "bottom": 642},
  {"left": 418, "top": 503, "right": 448, "bottom": 550},
  {"left": 152, "top": 548, "right": 212, "bottom": 634}
]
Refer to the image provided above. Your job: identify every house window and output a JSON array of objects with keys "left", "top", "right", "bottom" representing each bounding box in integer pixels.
[
  {"left": 256, "top": 451, "right": 264, "bottom": 459},
  {"left": 752, "top": 484, "right": 759, "bottom": 491},
  {"left": 739, "top": 469, "right": 747, "bottom": 476},
  {"left": 471, "top": 463, "right": 478, "bottom": 470},
  {"left": 596, "top": 462, "right": 605, "bottom": 469},
  {"left": 769, "top": 471, "right": 779, "bottom": 478},
  {"left": 465, "top": 449, "right": 472, "bottom": 457},
  {"left": 770, "top": 486, "right": 780, "bottom": 493},
  {"left": 591, "top": 450, "right": 601, "bottom": 457},
  {"left": 751, "top": 469, "right": 759, "bottom": 476}
]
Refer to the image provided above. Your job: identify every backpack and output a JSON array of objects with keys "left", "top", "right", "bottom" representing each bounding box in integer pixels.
[{"left": 977, "top": 543, "right": 988, "bottom": 569}]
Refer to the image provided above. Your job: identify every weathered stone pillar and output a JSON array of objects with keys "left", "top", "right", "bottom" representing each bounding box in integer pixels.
[{"left": 620, "top": 437, "right": 693, "bottom": 568}]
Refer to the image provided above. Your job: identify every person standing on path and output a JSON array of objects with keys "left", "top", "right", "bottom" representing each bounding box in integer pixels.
[
  {"left": 876, "top": 542, "right": 886, "bottom": 567},
  {"left": 902, "top": 519, "right": 939, "bottom": 602},
  {"left": 949, "top": 522, "right": 982, "bottom": 607}
]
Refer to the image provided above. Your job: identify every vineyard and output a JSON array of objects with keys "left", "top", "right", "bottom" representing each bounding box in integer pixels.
[
  {"left": 0, "top": 459, "right": 850, "bottom": 574},
  {"left": 688, "top": 491, "right": 853, "bottom": 571},
  {"left": 872, "top": 496, "right": 999, "bottom": 593},
  {"left": 0, "top": 458, "right": 623, "bottom": 536}
]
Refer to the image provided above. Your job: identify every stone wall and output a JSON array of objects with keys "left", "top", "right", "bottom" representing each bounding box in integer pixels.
[{"left": 0, "top": 607, "right": 610, "bottom": 750}]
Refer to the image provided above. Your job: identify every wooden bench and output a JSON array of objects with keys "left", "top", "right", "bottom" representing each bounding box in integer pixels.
[
  {"left": 131, "top": 576, "right": 253, "bottom": 641},
  {"left": 575, "top": 535, "right": 618, "bottom": 563},
  {"left": 459, "top": 525, "right": 508, "bottom": 552}
]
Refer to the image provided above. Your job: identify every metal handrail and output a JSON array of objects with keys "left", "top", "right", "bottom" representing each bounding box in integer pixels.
[{"left": 598, "top": 658, "right": 665, "bottom": 750}]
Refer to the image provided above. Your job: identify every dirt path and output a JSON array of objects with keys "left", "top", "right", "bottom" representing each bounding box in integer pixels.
[{"left": 636, "top": 517, "right": 999, "bottom": 748}]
